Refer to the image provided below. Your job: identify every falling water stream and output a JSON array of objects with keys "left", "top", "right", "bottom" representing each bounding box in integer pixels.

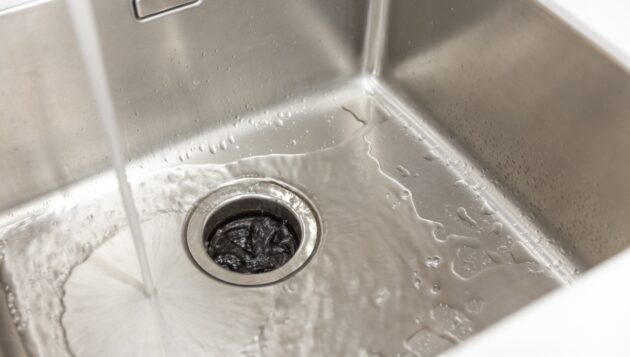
[{"left": 65, "top": 0, "right": 156, "bottom": 296}]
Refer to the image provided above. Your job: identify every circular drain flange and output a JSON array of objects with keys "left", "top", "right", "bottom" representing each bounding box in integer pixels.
[{"left": 185, "top": 178, "right": 320, "bottom": 286}]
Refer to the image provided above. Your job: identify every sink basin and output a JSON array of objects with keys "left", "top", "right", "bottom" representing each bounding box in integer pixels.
[{"left": 1, "top": 0, "right": 628, "bottom": 356}]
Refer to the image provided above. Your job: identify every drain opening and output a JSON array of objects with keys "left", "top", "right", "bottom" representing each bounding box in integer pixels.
[
  {"left": 185, "top": 179, "right": 319, "bottom": 286},
  {"left": 204, "top": 198, "right": 301, "bottom": 274}
]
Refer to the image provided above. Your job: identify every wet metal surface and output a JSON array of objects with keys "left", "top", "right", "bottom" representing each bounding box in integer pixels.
[
  {"left": 0, "top": 90, "right": 565, "bottom": 356},
  {"left": 1, "top": 0, "right": 629, "bottom": 355}
]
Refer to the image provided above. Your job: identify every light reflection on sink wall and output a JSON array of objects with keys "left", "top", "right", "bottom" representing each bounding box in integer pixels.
[
  {"left": 382, "top": 0, "right": 630, "bottom": 268},
  {"left": 0, "top": 0, "right": 367, "bottom": 211}
]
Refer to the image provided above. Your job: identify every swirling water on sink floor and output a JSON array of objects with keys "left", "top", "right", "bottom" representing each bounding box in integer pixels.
[{"left": 0, "top": 114, "right": 558, "bottom": 357}]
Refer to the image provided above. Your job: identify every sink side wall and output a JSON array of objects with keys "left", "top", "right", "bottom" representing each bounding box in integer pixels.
[
  {"left": 0, "top": 0, "right": 367, "bottom": 211},
  {"left": 382, "top": 0, "right": 630, "bottom": 268}
]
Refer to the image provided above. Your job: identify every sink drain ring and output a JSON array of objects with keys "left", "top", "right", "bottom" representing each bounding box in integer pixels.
[{"left": 185, "top": 178, "right": 320, "bottom": 286}]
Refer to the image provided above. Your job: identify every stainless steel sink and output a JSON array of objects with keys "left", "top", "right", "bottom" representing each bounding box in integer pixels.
[{"left": 1, "top": 0, "right": 629, "bottom": 356}]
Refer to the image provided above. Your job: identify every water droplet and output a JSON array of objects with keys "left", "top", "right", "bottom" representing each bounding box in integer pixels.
[
  {"left": 413, "top": 278, "right": 422, "bottom": 290},
  {"left": 220, "top": 140, "right": 228, "bottom": 150},
  {"left": 424, "top": 150, "right": 439, "bottom": 161},
  {"left": 373, "top": 288, "right": 390, "bottom": 306},
  {"left": 452, "top": 246, "right": 495, "bottom": 279},
  {"left": 491, "top": 222, "right": 503, "bottom": 234},
  {"left": 209, "top": 144, "right": 218, "bottom": 154},
  {"left": 405, "top": 328, "right": 453, "bottom": 356},
  {"left": 228, "top": 135, "right": 236, "bottom": 144},
  {"left": 430, "top": 304, "right": 473, "bottom": 341},
  {"left": 431, "top": 283, "right": 441, "bottom": 294},
  {"left": 465, "top": 298, "right": 485, "bottom": 314},
  {"left": 431, "top": 283, "right": 442, "bottom": 294},
  {"left": 481, "top": 200, "right": 495, "bottom": 215},
  {"left": 456, "top": 207, "right": 477, "bottom": 226},
  {"left": 525, "top": 261, "right": 545, "bottom": 274},
  {"left": 275, "top": 119, "right": 284, "bottom": 127},
  {"left": 282, "top": 283, "right": 297, "bottom": 293},
  {"left": 289, "top": 139, "right": 297, "bottom": 146},
  {"left": 396, "top": 165, "right": 411, "bottom": 177},
  {"left": 425, "top": 256, "right": 441, "bottom": 269}
]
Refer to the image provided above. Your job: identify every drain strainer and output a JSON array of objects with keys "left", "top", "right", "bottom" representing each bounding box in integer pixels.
[{"left": 185, "top": 178, "right": 319, "bottom": 286}]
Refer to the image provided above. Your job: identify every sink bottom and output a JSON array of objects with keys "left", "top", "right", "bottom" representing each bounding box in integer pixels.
[{"left": 0, "top": 77, "right": 573, "bottom": 357}]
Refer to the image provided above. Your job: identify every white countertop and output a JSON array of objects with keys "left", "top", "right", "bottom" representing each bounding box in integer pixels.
[
  {"left": 538, "top": 0, "right": 630, "bottom": 70},
  {"left": 450, "top": 247, "right": 630, "bottom": 356}
]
